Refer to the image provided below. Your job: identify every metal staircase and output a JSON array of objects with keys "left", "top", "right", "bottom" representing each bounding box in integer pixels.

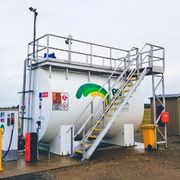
[
  {"left": 68, "top": 43, "right": 165, "bottom": 161},
  {"left": 22, "top": 34, "right": 166, "bottom": 161}
]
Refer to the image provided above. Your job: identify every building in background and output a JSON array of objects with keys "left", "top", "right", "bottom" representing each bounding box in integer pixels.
[{"left": 150, "top": 94, "right": 180, "bottom": 136}]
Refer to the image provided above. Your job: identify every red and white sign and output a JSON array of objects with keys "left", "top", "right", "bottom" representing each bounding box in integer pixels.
[
  {"left": 42, "top": 92, "right": 48, "bottom": 98},
  {"left": 60, "top": 93, "right": 68, "bottom": 110}
]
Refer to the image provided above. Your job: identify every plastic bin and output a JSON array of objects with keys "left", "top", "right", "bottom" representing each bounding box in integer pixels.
[{"left": 141, "top": 124, "right": 156, "bottom": 150}]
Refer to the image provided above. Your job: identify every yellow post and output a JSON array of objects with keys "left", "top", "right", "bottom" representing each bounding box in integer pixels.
[{"left": 0, "top": 128, "right": 2, "bottom": 171}]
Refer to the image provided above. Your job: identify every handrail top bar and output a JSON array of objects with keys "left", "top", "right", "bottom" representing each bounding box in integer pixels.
[
  {"left": 28, "top": 33, "right": 130, "bottom": 53},
  {"left": 146, "top": 43, "right": 164, "bottom": 50}
]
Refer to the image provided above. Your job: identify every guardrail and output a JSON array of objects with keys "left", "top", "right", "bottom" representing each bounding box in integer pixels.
[{"left": 28, "top": 34, "right": 135, "bottom": 69}]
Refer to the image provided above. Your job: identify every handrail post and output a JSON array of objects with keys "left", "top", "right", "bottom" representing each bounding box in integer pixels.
[
  {"left": 0, "top": 128, "right": 3, "bottom": 171},
  {"left": 139, "top": 53, "right": 142, "bottom": 68},
  {"left": 90, "top": 44, "right": 93, "bottom": 65},
  {"left": 149, "top": 45, "right": 153, "bottom": 67},
  {"left": 82, "top": 128, "right": 85, "bottom": 159},
  {"left": 70, "top": 127, "right": 74, "bottom": 155},
  {"left": 110, "top": 48, "right": 112, "bottom": 68},
  {"left": 91, "top": 101, "right": 93, "bottom": 127},
  {"left": 68, "top": 35, "right": 72, "bottom": 62},
  {"left": 46, "top": 34, "right": 50, "bottom": 60},
  {"left": 103, "top": 101, "right": 106, "bottom": 128},
  {"left": 36, "top": 39, "right": 39, "bottom": 60},
  {"left": 163, "top": 48, "right": 165, "bottom": 71}
]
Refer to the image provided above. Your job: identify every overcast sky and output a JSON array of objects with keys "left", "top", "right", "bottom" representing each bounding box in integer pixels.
[{"left": 0, "top": 0, "right": 180, "bottom": 106}]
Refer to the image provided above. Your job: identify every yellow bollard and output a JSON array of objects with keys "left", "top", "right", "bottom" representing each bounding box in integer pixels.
[{"left": 0, "top": 128, "right": 2, "bottom": 171}]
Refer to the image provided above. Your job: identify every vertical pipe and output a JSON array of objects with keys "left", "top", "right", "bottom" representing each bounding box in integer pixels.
[
  {"left": 21, "top": 59, "right": 27, "bottom": 137},
  {"left": 0, "top": 128, "right": 2, "bottom": 171},
  {"left": 33, "top": 11, "right": 38, "bottom": 59},
  {"left": 27, "top": 60, "right": 32, "bottom": 132}
]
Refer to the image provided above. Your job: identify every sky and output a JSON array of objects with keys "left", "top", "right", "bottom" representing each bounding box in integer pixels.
[{"left": 0, "top": 0, "right": 180, "bottom": 106}]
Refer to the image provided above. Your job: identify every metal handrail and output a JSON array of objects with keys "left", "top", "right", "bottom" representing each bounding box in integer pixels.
[
  {"left": 28, "top": 33, "right": 129, "bottom": 53},
  {"left": 74, "top": 48, "right": 142, "bottom": 137},
  {"left": 73, "top": 43, "right": 164, "bottom": 137},
  {"left": 81, "top": 68, "right": 139, "bottom": 141},
  {"left": 66, "top": 47, "right": 137, "bottom": 133}
]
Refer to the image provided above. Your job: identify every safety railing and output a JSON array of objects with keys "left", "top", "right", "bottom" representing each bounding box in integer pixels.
[
  {"left": 68, "top": 43, "right": 164, "bottom": 138},
  {"left": 27, "top": 34, "right": 133, "bottom": 69}
]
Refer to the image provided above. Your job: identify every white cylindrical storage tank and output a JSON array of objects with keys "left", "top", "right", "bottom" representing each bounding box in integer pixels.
[{"left": 23, "top": 67, "right": 144, "bottom": 143}]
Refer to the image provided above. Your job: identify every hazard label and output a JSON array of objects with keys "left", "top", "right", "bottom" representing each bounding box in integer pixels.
[{"left": 52, "top": 92, "right": 69, "bottom": 111}]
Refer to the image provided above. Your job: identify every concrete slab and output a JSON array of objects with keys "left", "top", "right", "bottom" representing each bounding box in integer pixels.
[
  {"left": 0, "top": 143, "right": 145, "bottom": 178},
  {"left": 0, "top": 152, "right": 80, "bottom": 179}
]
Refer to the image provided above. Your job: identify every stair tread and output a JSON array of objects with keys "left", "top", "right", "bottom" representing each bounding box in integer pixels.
[
  {"left": 106, "top": 113, "right": 112, "bottom": 117},
  {"left": 80, "top": 142, "right": 92, "bottom": 147},
  {"left": 93, "top": 128, "right": 102, "bottom": 131},
  {"left": 88, "top": 135, "right": 97, "bottom": 139},
  {"left": 130, "top": 77, "right": 137, "bottom": 81},
  {"left": 126, "top": 83, "right": 133, "bottom": 87},
  {"left": 109, "top": 107, "right": 117, "bottom": 111},
  {"left": 123, "top": 89, "right": 130, "bottom": 92},
  {"left": 75, "top": 150, "right": 83, "bottom": 154}
]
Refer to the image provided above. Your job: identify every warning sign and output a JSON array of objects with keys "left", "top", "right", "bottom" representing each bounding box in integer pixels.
[
  {"left": 52, "top": 92, "right": 69, "bottom": 111},
  {"left": 39, "top": 92, "right": 48, "bottom": 99}
]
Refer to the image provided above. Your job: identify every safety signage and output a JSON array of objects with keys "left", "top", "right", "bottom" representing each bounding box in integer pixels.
[
  {"left": 39, "top": 92, "right": 48, "bottom": 98},
  {"left": 52, "top": 92, "right": 69, "bottom": 111}
]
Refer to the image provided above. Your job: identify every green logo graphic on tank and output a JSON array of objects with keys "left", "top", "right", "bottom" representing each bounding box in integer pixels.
[{"left": 76, "top": 83, "right": 109, "bottom": 104}]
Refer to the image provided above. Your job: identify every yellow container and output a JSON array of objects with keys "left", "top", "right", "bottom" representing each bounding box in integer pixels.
[
  {"left": 0, "top": 128, "right": 2, "bottom": 171},
  {"left": 141, "top": 124, "right": 156, "bottom": 150}
]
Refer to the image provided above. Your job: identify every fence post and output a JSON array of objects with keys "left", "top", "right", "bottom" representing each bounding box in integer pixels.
[{"left": 0, "top": 128, "right": 3, "bottom": 171}]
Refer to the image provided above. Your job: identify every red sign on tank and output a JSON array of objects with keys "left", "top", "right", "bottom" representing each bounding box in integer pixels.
[{"left": 42, "top": 92, "right": 48, "bottom": 98}]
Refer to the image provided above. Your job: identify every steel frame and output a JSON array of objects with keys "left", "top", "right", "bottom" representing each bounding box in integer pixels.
[{"left": 20, "top": 34, "right": 166, "bottom": 159}]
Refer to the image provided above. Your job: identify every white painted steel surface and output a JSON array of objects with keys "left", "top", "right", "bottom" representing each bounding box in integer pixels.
[{"left": 23, "top": 68, "right": 143, "bottom": 143}]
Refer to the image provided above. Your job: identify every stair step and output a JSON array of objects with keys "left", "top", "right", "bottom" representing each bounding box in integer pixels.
[
  {"left": 75, "top": 150, "right": 83, "bottom": 154},
  {"left": 126, "top": 83, "right": 133, "bottom": 87},
  {"left": 112, "top": 101, "right": 122, "bottom": 105},
  {"left": 80, "top": 142, "right": 92, "bottom": 148},
  {"left": 93, "top": 128, "right": 102, "bottom": 131},
  {"left": 106, "top": 113, "right": 112, "bottom": 117},
  {"left": 118, "top": 95, "right": 126, "bottom": 99},
  {"left": 130, "top": 77, "right": 137, "bottom": 81},
  {"left": 88, "top": 135, "right": 97, "bottom": 139},
  {"left": 97, "top": 121, "right": 104, "bottom": 125},
  {"left": 123, "top": 89, "right": 130, "bottom": 93},
  {"left": 109, "top": 107, "right": 117, "bottom": 111}
]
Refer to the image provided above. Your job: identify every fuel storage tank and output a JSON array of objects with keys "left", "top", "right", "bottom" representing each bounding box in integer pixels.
[{"left": 22, "top": 64, "right": 144, "bottom": 144}]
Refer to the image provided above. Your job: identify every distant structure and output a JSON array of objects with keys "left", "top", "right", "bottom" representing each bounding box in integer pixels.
[{"left": 150, "top": 94, "right": 180, "bottom": 136}]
